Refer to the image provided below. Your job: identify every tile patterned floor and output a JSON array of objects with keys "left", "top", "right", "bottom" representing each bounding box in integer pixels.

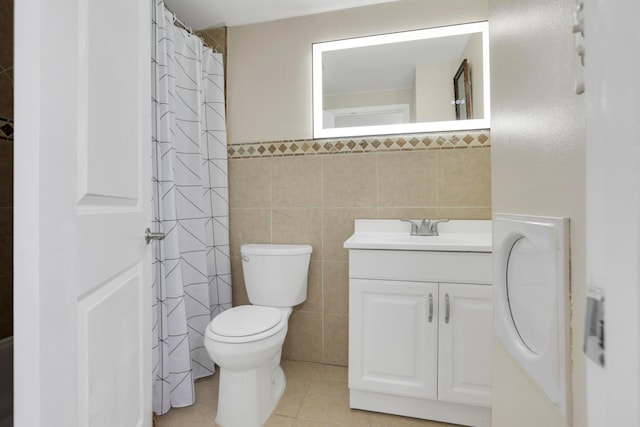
[{"left": 157, "top": 360, "right": 462, "bottom": 427}]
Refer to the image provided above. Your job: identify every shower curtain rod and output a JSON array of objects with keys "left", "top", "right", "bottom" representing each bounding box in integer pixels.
[{"left": 165, "top": 5, "right": 220, "bottom": 53}]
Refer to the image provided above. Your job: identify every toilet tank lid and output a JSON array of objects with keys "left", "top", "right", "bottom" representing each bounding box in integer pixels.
[{"left": 241, "top": 244, "right": 312, "bottom": 255}]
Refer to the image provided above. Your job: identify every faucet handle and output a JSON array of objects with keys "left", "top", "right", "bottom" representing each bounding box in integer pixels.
[
  {"left": 400, "top": 219, "right": 419, "bottom": 235},
  {"left": 429, "top": 219, "right": 449, "bottom": 234}
]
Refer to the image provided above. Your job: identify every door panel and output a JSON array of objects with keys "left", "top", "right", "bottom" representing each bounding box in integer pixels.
[
  {"left": 349, "top": 279, "right": 438, "bottom": 399},
  {"left": 438, "top": 283, "right": 492, "bottom": 407},
  {"left": 80, "top": 0, "right": 143, "bottom": 201},
  {"left": 78, "top": 264, "right": 145, "bottom": 427}
]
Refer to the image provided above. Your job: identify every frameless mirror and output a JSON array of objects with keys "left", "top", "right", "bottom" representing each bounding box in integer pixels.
[{"left": 312, "top": 21, "right": 490, "bottom": 139}]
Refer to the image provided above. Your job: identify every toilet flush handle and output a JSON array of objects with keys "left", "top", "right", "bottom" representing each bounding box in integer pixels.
[{"left": 241, "top": 255, "right": 250, "bottom": 262}]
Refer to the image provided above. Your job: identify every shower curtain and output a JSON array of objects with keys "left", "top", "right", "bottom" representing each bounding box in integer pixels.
[{"left": 151, "top": 0, "right": 232, "bottom": 415}]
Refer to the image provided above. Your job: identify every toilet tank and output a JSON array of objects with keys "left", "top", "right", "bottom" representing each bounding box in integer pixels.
[{"left": 241, "top": 244, "right": 312, "bottom": 307}]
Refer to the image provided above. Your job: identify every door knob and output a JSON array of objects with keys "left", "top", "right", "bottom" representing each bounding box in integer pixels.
[{"left": 145, "top": 228, "right": 165, "bottom": 244}]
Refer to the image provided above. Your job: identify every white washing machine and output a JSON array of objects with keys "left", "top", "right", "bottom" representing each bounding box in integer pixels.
[{"left": 494, "top": 214, "right": 571, "bottom": 421}]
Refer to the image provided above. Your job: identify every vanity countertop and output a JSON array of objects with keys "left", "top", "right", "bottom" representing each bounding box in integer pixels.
[{"left": 343, "top": 219, "right": 492, "bottom": 252}]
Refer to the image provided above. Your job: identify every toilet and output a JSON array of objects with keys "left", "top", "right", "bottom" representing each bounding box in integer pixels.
[{"left": 204, "top": 243, "right": 312, "bottom": 427}]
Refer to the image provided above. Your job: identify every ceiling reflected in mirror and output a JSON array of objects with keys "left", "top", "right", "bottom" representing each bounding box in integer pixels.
[{"left": 313, "top": 21, "right": 490, "bottom": 139}]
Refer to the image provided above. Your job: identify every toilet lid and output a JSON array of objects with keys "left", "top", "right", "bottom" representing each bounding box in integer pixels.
[{"left": 209, "top": 305, "right": 282, "bottom": 338}]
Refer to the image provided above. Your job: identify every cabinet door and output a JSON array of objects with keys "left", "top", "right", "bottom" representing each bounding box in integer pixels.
[
  {"left": 438, "top": 283, "right": 493, "bottom": 407},
  {"left": 349, "top": 279, "right": 438, "bottom": 399}
]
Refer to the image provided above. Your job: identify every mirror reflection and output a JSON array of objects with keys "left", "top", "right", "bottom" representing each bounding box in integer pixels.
[
  {"left": 453, "top": 58, "right": 472, "bottom": 120},
  {"left": 313, "top": 22, "right": 490, "bottom": 139}
]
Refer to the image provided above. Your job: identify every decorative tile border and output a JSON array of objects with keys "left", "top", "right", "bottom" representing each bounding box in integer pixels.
[
  {"left": 0, "top": 118, "right": 13, "bottom": 141},
  {"left": 228, "top": 130, "right": 490, "bottom": 159}
]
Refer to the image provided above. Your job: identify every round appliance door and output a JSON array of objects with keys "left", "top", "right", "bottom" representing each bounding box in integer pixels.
[{"left": 505, "top": 235, "right": 555, "bottom": 354}]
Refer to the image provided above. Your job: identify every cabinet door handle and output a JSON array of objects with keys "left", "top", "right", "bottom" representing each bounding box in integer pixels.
[
  {"left": 445, "top": 294, "right": 450, "bottom": 324},
  {"left": 428, "top": 293, "right": 433, "bottom": 323}
]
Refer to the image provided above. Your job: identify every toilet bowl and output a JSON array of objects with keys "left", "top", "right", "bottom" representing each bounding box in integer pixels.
[
  {"left": 204, "top": 305, "right": 290, "bottom": 427},
  {"left": 204, "top": 244, "right": 312, "bottom": 427}
]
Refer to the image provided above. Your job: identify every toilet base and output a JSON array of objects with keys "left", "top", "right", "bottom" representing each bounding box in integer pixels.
[{"left": 215, "top": 351, "right": 286, "bottom": 427}]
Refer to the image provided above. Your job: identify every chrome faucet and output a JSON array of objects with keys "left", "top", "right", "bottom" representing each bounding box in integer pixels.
[{"left": 401, "top": 218, "right": 449, "bottom": 236}]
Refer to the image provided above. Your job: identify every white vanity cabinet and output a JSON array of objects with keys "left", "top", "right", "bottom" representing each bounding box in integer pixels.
[{"left": 345, "top": 228, "right": 493, "bottom": 427}]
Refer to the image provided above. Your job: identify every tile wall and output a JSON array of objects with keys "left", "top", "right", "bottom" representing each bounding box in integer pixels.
[
  {"left": 0, "top": 0, "right": 13, "bottom": 340},
  {"left": 228, "top": 131, "right": 491, "bottom": 366}
]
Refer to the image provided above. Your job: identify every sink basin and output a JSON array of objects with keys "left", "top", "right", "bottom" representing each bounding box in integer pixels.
[{"left": 343, "top": 219, "right": 492, "bottom": 252}]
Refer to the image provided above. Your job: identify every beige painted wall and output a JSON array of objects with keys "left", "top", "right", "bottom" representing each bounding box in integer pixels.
[
  {"left": 226, "top": 0, "right": 488, "bottom": 144},
  {"left": 489, "top": 0, "right": 586, "bottom": 426}
]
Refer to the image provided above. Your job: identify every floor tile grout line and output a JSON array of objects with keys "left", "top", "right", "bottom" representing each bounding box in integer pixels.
[{"left": 292, "top": 376, "right": 314, "bottom": 420}]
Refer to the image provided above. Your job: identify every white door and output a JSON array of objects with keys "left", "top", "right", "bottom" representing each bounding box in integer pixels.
[
  {"left": 14, "top": 1, "right": 151, "bottom": 426},
  {"left": 349, "top": 279, "right": 438, "bottom": 399},
  {"left": 438, "top": 283, "right": 492, "bottom": 407},
  {"left": 584, "top": 0, "right": 640, "bottom": 425}
]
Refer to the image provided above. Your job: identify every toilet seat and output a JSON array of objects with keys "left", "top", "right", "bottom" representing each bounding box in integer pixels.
[{"left": 207, "top": 305, "right": 286, "bottom": 344}]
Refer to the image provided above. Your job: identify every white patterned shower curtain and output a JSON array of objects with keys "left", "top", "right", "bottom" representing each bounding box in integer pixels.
[{"left": 151, "top": 0, "right": 232, "bottom": 415}]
